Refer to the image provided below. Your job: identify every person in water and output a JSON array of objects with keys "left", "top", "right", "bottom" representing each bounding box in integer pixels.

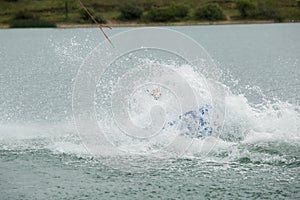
[
  {"left": 147, "top": 87, "right": 161, "bottom": 100},
  {"left": 147, "top": 87, "right": 212, "bottom": 139},
  {"left": 167, "top": 106, "right": 212, "bottom": 139},
  {"left": 152, "top": 87, "right": 161, "bottom": 100}
]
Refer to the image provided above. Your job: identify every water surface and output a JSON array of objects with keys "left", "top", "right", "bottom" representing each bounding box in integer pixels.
[{"left": 0, "top": 24, "right": 299, "bottom": 199}]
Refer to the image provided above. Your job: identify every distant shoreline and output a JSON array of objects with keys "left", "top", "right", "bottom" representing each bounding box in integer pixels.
[{"left": 1, "top": 20, "right": 299, "bottom": 29}]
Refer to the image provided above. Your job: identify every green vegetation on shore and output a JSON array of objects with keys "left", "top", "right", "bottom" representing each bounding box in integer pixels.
[{"left": 0, "top": 0, "right": 300, "bottom": 28}]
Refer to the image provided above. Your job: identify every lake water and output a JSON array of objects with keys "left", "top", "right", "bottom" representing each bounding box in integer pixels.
[{"left": 0, "top": 24, "right": 299, "bottom": 199}]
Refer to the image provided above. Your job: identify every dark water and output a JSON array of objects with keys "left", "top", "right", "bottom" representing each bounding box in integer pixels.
[{"left": 1, "top": 146, "right": 299, "bottom": 199}]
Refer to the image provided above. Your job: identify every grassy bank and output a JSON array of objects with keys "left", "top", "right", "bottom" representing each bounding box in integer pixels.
[{"left": 0, "top": 0, "right": 299, "bottom": 27}]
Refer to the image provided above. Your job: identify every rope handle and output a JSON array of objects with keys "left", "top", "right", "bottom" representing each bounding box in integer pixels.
[{"left": 78, "top": 0, "right": 114, "bottom": 47}]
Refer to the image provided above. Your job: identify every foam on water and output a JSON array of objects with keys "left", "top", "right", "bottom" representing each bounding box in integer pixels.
[{"left": 0, "top": 62, "right": 299, "bottom": 165}]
